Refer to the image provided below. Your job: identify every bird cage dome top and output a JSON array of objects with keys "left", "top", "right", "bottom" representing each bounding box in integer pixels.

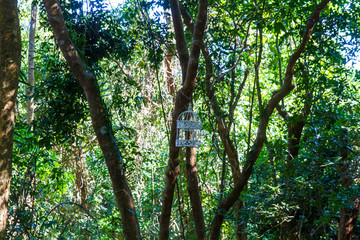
[{"left": 175, "top": 108, "right": 202, "bottom": 147}]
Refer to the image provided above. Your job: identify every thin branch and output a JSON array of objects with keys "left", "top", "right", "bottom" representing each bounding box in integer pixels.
[
  {"left": 169, "top": 0, "right": 189, "bottom": 82},
  {"left": 276, "top": 104, "right": 289, "bottom": 120},
  {"left": 219, "top": 151, "right": 227, "bottom": 202},
  {"left": 215, "top": 24, "right": 251, "bottom": 85},
  {"left": 247, "top": 77, "right": 256, "bottom": 153},
  {"left": 255, "top": 28, "right": 263, "bottom": 111},
  {"left": 179, "top": 3, "right": 194, "bottom": 34},
  {"left": 176, "top": 180, "right": 185, "bottom": 240},
  {"left": 156, "top": 69, "right": 170, "bottom": 142},
  {"left": 276, "top": 35, "right": 283, "bottom": 86},
  {"left": 228, "top": 69, "right": 249, "bottom": 129},
  {"left": 108, "top": 55, "right": 132, "bottom": 79}
]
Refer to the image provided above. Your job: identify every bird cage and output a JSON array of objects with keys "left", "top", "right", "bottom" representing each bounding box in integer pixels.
[{"left": 176, "top": 109, "right": 202, "bottom": 147}]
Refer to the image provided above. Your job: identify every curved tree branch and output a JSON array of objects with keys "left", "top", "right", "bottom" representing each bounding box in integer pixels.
[
  {"left": 209, "top": 1, "right": 330, "bottom": 239},
  {"left": 42, "top": 1, "right": 141, "bottom": 239},
  {"left": 168, "top": 0, "right": 189, "bottom": 82}
]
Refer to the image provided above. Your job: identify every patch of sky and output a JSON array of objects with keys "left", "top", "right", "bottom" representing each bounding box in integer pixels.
[
  {"left": 343, "top": 35, "right": 360, "bottom": 70},
  {"left": 106, "top": 0, "right": 125, "bottom": 9},
  {"left": 106, "top": 0, "right": 165, "bottom": 23}
]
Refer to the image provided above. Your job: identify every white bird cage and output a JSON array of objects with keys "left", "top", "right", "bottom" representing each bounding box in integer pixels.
[{"left": 175, "top": 109, "right": 202, "bottom": 147}]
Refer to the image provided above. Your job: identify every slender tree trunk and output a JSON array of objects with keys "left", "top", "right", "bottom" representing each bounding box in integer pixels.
[
  {"left": 209, "top": 1, "right": 330, "bottom": 238},
  {"left": 164, "top": 8, "right": 176, "bottom": 96},
  {"left": 159, "top": 0, "right": 208, "bottom": 238},
  {"left": 185, "top": 147, "right": 206, "bottom": 239},
  {"left": 165, "top": 52, "right": 176, "bottom": 95},
  {"left": 42, "top": 1, "right": 141, "bottom": 238},
  {"left": 0, "top": 0, "right": 21, "bottom": 238},
  {"left": 73, "top": 143, "right": 89, "bottom": 207},
  {"left": 15, "top": 6, "right": 38, "bottom": 238},
  {"left": 27, "top": 2, "right": 37, "bottom": 125}
]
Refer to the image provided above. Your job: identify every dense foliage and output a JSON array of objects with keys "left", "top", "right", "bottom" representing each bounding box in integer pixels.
[{"left": 8, "top": 0, "right": 360, "bottom": 239}]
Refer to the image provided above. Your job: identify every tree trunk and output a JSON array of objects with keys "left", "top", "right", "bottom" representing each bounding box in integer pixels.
[
  {"left": 73, "top": 143, "right": 89, "bottom": 207},
  {"left": 209, "top": 1, "right": 330, "bottom": 238},
  {"left": 159, "top": 0, "right": 208, "bottom": 238},
  {"left": 0, "top": 0, "right": 21, "bottom": 238},
  {"left": 165, "top": 52, "right": 176, "bottom": 95},
  {"left": 185, "top": 147, "right": 206, "bottom": 239},
  {"left": 26, "top": 2, "right": 37, "bottom": 125},
  {"left": 42, "top": 1, "right": 141, "bottom": 239},
  {"left": 164, "top": 8, "right": 176, "bottom": 96}
]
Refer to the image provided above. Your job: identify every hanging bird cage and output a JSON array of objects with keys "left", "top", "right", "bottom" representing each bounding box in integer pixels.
[{"left": 176, "top": 109, "right": 202, "bottom": 147}]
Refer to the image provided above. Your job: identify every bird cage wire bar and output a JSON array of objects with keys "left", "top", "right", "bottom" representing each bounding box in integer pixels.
[{"left": 175, "top": 109, "right": 202, "bottom": 147}]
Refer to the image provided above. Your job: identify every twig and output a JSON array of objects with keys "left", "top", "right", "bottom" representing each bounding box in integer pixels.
[
  {"left": 108, "top": 55, "right": 132, "bottom": 79},
  {"left": 214, "top": 23, "right": 251, "bottom": 86},
  {"left": 228, "top": 69, "right": 249, "bottom": 129}
]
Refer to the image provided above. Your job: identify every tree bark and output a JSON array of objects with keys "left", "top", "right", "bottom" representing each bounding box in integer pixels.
[
  {"left": 73, "top": 142, "right": 89, "bottom": 207},
  {"left": 167, "top": 0, "right": 189, "bottom": 83},
  {"left": 185, "top": 147, "right": 206, "bottom": 239},
  {"left": 0, "top": 0, "right": 21, "bottom": 238},
  {"left": 159, "top": 0, "right": 208, "bottom": 239},
  {"left": 42, "top": 1, "right": 141, "bottom": 239},
  {"left": 209, "top": 1, "right": 330, "bottom": 239},
  {"left": 26, "top": 2, "right": 37, "bottom": 125},
  {"left": 165, "top": 52, "right": 176, "bottom": 95},
  {"left": 164, "top": 9, "right": 176, "bottom": 96}
]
